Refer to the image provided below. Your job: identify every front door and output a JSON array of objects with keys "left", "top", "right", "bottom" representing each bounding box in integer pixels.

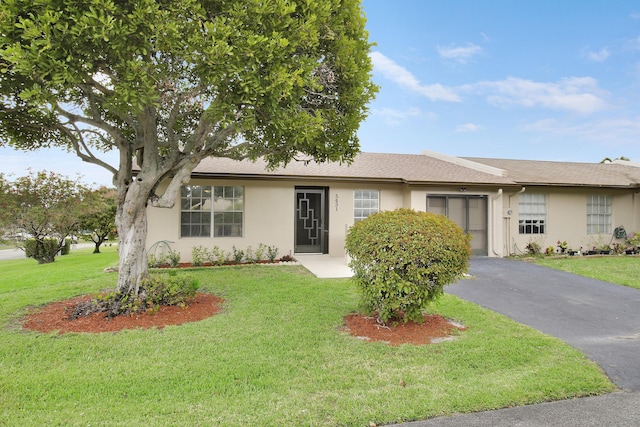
[
  {"left": 295, "top": 187, "right": 328, "bottom": 253},
  {"left": 427, "top": 195, "right": 488, "bottom": 256}
]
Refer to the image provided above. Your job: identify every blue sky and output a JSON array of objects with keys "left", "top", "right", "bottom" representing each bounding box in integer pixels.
[
  {"left": 3, "top": 0, "right": 640, "bottom": 187},
  {"left": 360, "top": 0, "right": 640, "bottom": 162}
]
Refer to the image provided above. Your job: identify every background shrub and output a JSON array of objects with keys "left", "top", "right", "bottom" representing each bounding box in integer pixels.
[
  {"left": 24, "top": 238, "right": 60, "bottom": 263},
  {"left": 60, "top": 238, "right": 71, "bottom": 255},
  {"left": 345, "top": 208, "right": 471, "bottom": 323}
]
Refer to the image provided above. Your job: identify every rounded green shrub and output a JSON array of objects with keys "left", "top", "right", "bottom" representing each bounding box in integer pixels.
[{"left": 345, "top": 208, "right": 471, "bottom": 323}]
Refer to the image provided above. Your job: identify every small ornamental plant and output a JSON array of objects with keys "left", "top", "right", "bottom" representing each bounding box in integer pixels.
[{"left": 345, "top": 208, "right": 471, "bottom": 324}]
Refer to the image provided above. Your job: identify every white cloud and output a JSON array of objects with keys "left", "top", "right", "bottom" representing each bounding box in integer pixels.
[
  {"left": 627, "top": 36, "right": 640, "bottom": 50},
  {"left": 584, "top": 48, "right": 610, "bottom": 62},
  {"left": 469, "top": 76, "right": 609, "bottom": 114},
  {"left": 523, "top": 117, "right": 640, "bottom": 147},
  {"left": 370, "top": 51, "right": 609, "bottom": 115},
  {"left": 437, "top": 43, "right": 483, "bottom": 63},
  {"left": 369, "top": 51, "right": 461, "bottom": 102},
  {"left": 374, "top": 107, "right": 437, "bottom": 125},
  {"left": 455, "top": 123, "right": 481, "bottom": 133}
]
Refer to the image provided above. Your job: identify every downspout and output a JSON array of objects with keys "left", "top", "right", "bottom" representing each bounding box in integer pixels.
[
  {"left": 507, "top": 187, "right": 526, "bottom": 255},
  {"left": 492, "top": 189, "right": 503, "bottom": 256}
]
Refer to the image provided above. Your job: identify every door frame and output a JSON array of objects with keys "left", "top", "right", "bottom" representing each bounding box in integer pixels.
[
  {"left": 294, "top": 187, "right": 329, "bottom": 254},
  {"left": 426, "top": 194, "right": 488, "bottom": 256}
]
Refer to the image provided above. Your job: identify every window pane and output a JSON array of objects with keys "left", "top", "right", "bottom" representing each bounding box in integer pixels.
[
  {"left": 212, "top": 189, "right": 243, "bottom": 237},
  {"left": 519, "top": 193, "right": 546, "bottom": 234},
  {"left": 181, "top": 185, "right": 243, "bottom": 238},
  {"left": 354, "top": 190, "right": 379, "bottom": 222},
  {"left": 587, "top": 195, "right": 611, "bottom": 234}
]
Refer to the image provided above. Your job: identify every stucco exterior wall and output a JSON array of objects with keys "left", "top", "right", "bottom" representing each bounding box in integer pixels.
[
  {"left": 505, "top": 187, "right": 636, "bottom": 255},
  {"left": 146, "top": 175, "right": 639, "bottom": 262},
  {"left": 146, "top": 178, "right": 296, "bottom": 263},
  {"left": 145, "top": 178, "right": 408, "bottom": 262}
]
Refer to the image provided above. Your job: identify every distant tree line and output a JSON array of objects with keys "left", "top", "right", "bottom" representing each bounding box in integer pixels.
[{"left": 0, "top": 171, "right": 116, "bottom": 263}]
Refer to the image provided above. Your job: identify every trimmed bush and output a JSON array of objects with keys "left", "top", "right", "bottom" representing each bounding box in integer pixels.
[
  {"left": 345, "top": 208, "right": 471, "bottom": 323},
  {"left": 24, "top": 238, "right": 60, "bottom": 263},
  {"left": 60, "top": 238, "right": 71, "bottom": 255}
]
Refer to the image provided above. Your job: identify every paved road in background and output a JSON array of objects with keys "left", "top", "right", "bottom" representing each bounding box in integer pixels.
[
  {"left": 0, "top": 247, "right": 24, "bottom": 261},
  {"left": 0, "top": 243, "right": 95, "bottom": 261}
]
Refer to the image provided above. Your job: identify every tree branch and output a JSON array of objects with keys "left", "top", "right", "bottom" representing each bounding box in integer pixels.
[{"left": 54, "top": 102, "right": 120, "bottom": 140}]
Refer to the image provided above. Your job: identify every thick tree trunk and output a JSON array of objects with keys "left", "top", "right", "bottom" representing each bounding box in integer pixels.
[{"left": 113, "top": 183, "right": 150, "bottom": 311}]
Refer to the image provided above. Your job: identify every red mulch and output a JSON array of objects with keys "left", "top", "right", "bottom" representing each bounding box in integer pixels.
[
  {"left": 22, "top": 293, "right": 224, "bottom": 334},
  {"left": 342, "top": 313, "right": 466, "bottom": 345},
  {"left": 22, "top": 294, "right": 465, "bottom": 345}
]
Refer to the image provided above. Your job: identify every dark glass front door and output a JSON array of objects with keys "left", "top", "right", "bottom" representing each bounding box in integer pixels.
[{"left": 295, "top": 188, "right": 328, "bottom": 253}]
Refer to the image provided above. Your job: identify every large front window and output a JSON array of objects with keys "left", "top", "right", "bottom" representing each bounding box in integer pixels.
[
  {"left": 519, "top": 193, "right": 546, "bottom": 234},
  {"left": 181, "top": 185, "right": 243, "bottom": 237},
  {"left": 587, "top": 195, "right": 611, "bottom": 234}
]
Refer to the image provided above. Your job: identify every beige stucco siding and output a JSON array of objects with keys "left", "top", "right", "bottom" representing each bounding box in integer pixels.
[
  {"left": 506, "top": 187, "right": 636, "bottom": 255},
  {"left": 145, "top": 179, "right": 409, "bottom": 262},
  {"left": 146, "top": 178, "right": 296, "bottom": 262},
  {"left": 322, "top": 182, "right": 405, "bottom": 257}
]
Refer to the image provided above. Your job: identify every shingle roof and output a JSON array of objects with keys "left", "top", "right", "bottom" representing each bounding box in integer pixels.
[
  {"left": 192, "top": 152, "right": 517, "bottom": 185},
  {"left": 187, "top": 152, "right": 640, "bottom": 189},
  {"left": 464, "top": 157, "right": 640, "bottom": 188}
]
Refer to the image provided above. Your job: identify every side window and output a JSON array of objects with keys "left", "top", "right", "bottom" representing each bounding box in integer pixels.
[
  {"left": 180, "top": 185, "right": 212, "bottom": 237},
  {"left": 518, "top": 193, "right": 546, "bottom": 234},
  {"left": 354, "top": 190, "right": 379, "bottom": 222},
  {"left": 180, "top": 185, "right": 243, "bottom": 237},
  {"left": 213, "top": 186, "right": 244, "bottom": 237},
  {"left": 587, "top": 195, "right": 611, "bottom": 234}
]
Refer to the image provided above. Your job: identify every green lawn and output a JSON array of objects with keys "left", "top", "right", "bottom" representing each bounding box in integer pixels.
[
  {"left": 0, "top": 248, "right": 614, "bottom": 426},
  {"left": 532, "top": 256, "right": 640, "bottom": 290}
]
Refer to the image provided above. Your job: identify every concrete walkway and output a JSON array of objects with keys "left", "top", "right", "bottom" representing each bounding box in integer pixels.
[
  {"left": 295, "top": 254, "right": 354, "bottom": 278},
  {"left": 296, "top": 255, "right": 640, "bottom": 426}
]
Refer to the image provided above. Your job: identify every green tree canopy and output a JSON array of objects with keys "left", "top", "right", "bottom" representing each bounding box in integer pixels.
[
  {"left": 0, "top": 0, "right": 376, "bottom": 307},
  {"left": 80, "top": 187, "right": 117, "bottom": 254},
  {"left": 1, "top": 170, "right": 91, "bottom": 263}
]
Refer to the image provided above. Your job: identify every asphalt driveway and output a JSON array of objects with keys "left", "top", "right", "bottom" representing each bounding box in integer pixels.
[
  {"left": 449, "top": 257, "right": 640, "bottom": 391},
  {"left": 390, "top": 257, "right": 640, "bottom": 427}
]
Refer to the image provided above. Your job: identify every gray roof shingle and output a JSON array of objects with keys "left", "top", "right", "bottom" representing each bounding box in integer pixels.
[
  {"left": 464, "top": 157, "right": 640, "bottom": 188},
  {"left": 187, "top": 152, "right": 640, "bottom": 189},
  {"left": 192, "top": 152, "right": 516, "bottom": 185}
]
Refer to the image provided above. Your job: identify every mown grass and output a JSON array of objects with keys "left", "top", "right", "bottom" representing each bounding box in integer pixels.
[
  {"left": 533, "top": 256, "right": 640, "bottom": 290},
  {"left": 0, "top": 248, "right": 614, "bottom": 426}
]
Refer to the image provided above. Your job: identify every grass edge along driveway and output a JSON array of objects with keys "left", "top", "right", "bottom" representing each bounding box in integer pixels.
[
  {"left": 0, "top": 248, "right": 614, "bottom": 426},
  {"left": 532, "top": 255, "right": 640, "bottom": 290}
]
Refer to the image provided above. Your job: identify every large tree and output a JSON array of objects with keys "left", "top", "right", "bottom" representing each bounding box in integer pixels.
[{"left": 0, "top": 0, "right": 376, "bottom": 311}]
